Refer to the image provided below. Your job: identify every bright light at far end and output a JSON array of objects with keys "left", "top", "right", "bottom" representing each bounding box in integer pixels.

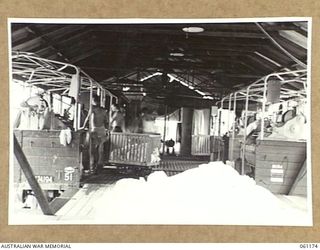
[
  {"left": 203, "top": 96, "right": 214, "bottom": 100},
  {"left": 170, "top": 52, "right": 184, "bottom": 57},
  {"left": 182, "top": 27, "right": 205, "bottom": 33}
]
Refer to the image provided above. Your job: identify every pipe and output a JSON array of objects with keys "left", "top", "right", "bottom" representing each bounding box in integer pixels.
[
  {"left": 162, "top": 105, "right": 168, "bottom": 155},
  {"left": 217, "top": 97, "right": 227, "bottom": 160},
  {"left": 88, "top": 78, "right": 94, "bottom": 171},
  {"left": 227, "top": 93, "right": 233, "bottom": 133},
  {"left": 229, "top": 92, "right": 238, "bottom": 160},
  {"left": 255, "top": 23, "right": 307, "bottom": 69},
  {"left": 260, "top": 76, "right": 268, "bottom": 140},
  {"left": 218, "top": 96, "right": 227, "bottom": 137},
  {"left": 241, "top": 86, "right": 250, "bottom": 175},
  {"left": 232, "top": 92, "right": 238, "bottom": 139},
  {"left": 73, "top": 69, "right": 80, "bottom": 131}
]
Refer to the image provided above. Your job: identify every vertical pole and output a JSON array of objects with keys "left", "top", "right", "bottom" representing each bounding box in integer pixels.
[
  {"left": 109, "top": 96, "right": 113, "bottom": 125},
  {"left": 89, "top": 79, "right": 94, "bottom": 171},
  {"left": 217, "top": 98, "right": 225, "bottom": 161},
  {"left": 218, "top": 99, "right": 224, "bottom": 137},
  {"left": 232, "top": 92, "right": 238, "bottom": 139},
  {"left": 49, "top": 92, "right": 54, "bottom": 130},
  {"left": 180, "top": 107, "right": 193, "bottom": 156},
  {"left": 73, "top": 70, "right": 80, "bottom": 131},
  {"left": 229, "top": 92, "right": 237, "bottom": 160},
  {"left": 162, "top": 104, "right": 168, "bottom": 155},
  {"left": 59, "top": 95, "right": 63, "bottom": 116},
  {"left": 77, "top": 103, "right": 81, "bottom": 129},
  {"left": 242, "top": 87, "right": 250, "bottom": 175},
  {"left": 227, "top": 93, "right": 233, "bottom": 132},
  {"left": 261, "top": 77, "right": 269, "bottom": 140}
]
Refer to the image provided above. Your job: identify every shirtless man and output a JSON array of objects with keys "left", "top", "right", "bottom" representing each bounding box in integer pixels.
[
  {"left": 110, "top": 104, "right": 125, "bottom": 132},
  {"left": 90, "top": 95, "right": 109, "bottom": 173},
  {"left": 17, "top": 93, "right": 49, "bottom": 130}
]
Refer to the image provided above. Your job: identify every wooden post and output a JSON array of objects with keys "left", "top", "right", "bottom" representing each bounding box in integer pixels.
[
  {"left": 162, "top": 104, "right": 167, "bottom": 155},
  {"left": 13, "top": 134, "right": 54, "bottom": 215},
  {"left": 180, "top": 107, "right": 193, "bottom": 156}
]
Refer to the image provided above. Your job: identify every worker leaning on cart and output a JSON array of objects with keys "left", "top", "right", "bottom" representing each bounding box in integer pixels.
[
  {"left": 90, "top": 95, "right": 109, "bottom": 174},
  {"left": 110, "top": 103, "right": 125, "bottom": 132}
]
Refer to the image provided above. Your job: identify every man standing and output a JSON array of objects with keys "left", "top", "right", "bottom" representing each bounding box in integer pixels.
[
  {"left": 17, "top": 92, "right": 49, "bottom": 130},
  {"left": 90, "top": 95, "right": 109, "bottom": 174},
  {"left": 110, "top": 104, "right": 125, "bottom": 132}
]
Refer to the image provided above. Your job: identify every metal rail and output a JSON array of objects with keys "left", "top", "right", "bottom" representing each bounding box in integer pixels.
[
  {"left": 11, "top": 52, "right": 118, "bottom": 131},
  {"left": 217, "top": 69, "right": 307, "bottom": 174}
]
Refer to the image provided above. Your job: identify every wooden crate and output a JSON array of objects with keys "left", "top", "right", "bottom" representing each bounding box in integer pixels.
[
  {"left": 13, "top": 130, "right": 82, "bottom": 191},
  {"left": 108, "top": 132, "right": 161, "bottom": 166},
  {"left": 254, "top": 139, "right": 306, "bottom": 195}
]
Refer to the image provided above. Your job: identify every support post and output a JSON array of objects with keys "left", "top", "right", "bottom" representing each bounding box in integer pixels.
[
  {"left": 241, "top": 87, "right": 250, "bottom": 175},
  {"left": 162, "top": 104, "right": 168, "bottom": 155},
  {"left": 261, "top": 77, "right": 268, "bottom": 140},
  {"left": 227, "top": 93, "right": 233, "bottom": 131},
  {"left": 180, "top": 107, "right": 193, "bottom": 156},
  {"left": 72, "top": 70, "right": 80, "bottom": 131},
  {"left": 229, "top": 92, "right": 237, "bottom": 160}
]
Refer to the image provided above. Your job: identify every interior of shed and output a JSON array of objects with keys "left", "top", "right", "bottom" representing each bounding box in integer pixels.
[{"left": 9, "top": 19, "right": 310, "bottom": 225}]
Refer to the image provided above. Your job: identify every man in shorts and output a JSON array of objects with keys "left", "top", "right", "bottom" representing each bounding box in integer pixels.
[
  {"left": 90, "top": 95, "right": 109, "bottom": 174},
  {"left": 110, "top": 103, "right": 125, "bottom": 132}
]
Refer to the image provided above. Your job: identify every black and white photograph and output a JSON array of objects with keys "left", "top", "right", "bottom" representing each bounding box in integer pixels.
[{"left": 9, "top": 18, "right": 311, "bottom": 226}]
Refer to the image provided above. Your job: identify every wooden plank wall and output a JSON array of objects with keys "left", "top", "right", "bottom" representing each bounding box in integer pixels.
[
  {"left": 254, "top": 139, "right": 306, "bottom": 195},
  {"left": 14, "top": 130, "right": 82, "bottom": 191},
  {"left": 191, "top": 135, "right": 211, "bottom": 156},
  {"left": 289, "top": 160, "right": 307, "bottom": 196}
]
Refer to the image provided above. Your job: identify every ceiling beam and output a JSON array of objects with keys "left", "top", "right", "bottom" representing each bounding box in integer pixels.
[
  {"left": 31, "top": 30, "right": 91, "bottom": 55},
  {"left": 12, "top": 25, "right": 87, "bottom": 49},
  {"left": 271, "top": 33, "right": 307, "bottom": 58},
  {"left": 19, "top": 26, "right": 70, "bottom": 62},
  {"left": 69, "top": 48, "right": 102, "bottom": 63},
  {"left": 245, "top": 54, "right": 279, "bottom": 72},
  {"left": 93, "top": 38, "right": 270, "bottom": 49},
  {"left": 93, "top": 26, "right": 268, "bottom": 39}
]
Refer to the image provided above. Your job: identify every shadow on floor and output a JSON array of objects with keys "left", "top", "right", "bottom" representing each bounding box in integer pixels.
[{"left": 81, "top": 155, "right": 209, "bottom": 185}]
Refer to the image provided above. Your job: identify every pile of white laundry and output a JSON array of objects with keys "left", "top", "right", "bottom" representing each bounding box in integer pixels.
[{"left": 93, "top": 161, "right": 310, "bottom": 226}]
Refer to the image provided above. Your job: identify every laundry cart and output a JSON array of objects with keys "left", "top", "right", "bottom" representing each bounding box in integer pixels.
[{"left": 108, "top": 132, "right": 161, "bottom": 174}]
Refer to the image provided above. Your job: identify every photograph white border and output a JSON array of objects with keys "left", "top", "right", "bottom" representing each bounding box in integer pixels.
[{"left": 7, "top": 17, "right": 313, "bottom": 226}]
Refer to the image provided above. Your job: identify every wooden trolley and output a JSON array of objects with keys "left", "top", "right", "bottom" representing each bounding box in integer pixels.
[{"left": 11, "top": 53, "right": 161, "bottom": 208}]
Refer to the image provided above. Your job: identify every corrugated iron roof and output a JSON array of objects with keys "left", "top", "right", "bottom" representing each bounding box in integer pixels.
[{"left": 10, "top": 21, "right": 308, "bottom": 103}]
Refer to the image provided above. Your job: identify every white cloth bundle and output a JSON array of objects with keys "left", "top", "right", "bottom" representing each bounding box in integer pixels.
[{"left": 59, "top": 128, "right": 72, "bottom": 146}]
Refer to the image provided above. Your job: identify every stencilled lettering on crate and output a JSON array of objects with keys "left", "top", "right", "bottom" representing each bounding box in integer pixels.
[{"left": 270, "top": 164, "right": 284, "bottom": 183}]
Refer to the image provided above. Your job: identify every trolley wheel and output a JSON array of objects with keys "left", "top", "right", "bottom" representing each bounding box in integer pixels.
[{"left": 117, "top": 165, "right": 152, "bottom": 177}]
